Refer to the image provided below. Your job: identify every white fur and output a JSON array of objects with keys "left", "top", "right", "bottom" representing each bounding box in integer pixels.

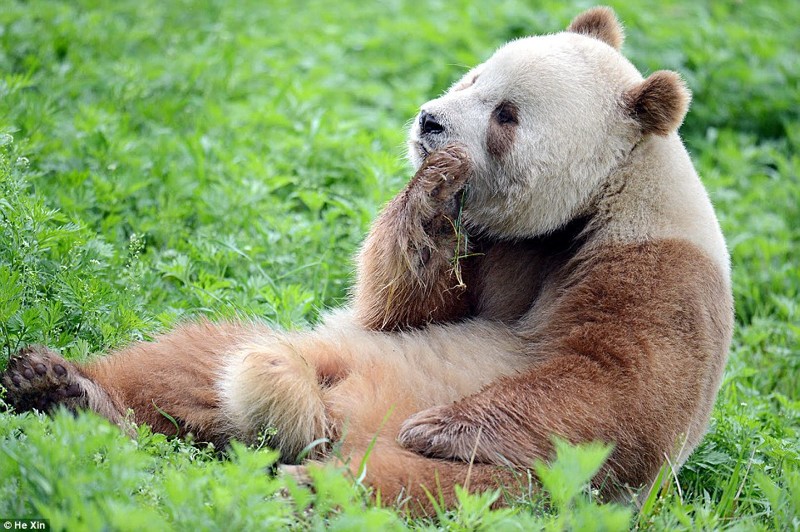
[
  {"left": 217, "top": 311, "right": 530, "bottom": 455},
  {"left": 408, "top": 31, "right": 729, "bottom": 275},
  {"left": 592, "top": 134, "right": 730, "bottom": 276},
  {"left": 220, "top": 15, "right": 730, "bottom": 469},
  {"left": 410, "top": 33, "right": 642, "bottom": 239},
  {"left": 216, "top": 334, "right": 327, "bottom": 460}
]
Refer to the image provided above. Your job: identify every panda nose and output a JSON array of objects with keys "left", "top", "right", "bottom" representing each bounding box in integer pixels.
[{"left": 420, "top": 111, "right": 444, "bottom": 134}]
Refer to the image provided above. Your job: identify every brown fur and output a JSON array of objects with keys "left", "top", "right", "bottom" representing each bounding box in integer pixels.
[
  {"left": 624, "top": 71, "right": 691, "bottom": 136},
  {"left": 0, "top": 8, "right": 731, "bottom": 515},
  {"left": 83, "top": 321, "right": 266, "bottom": 448},
  {"left": 398, "top": 238, "right": 732, "bottom": 498},
  {"left": 0, "top": 234, "right": 731, "bottom": 513},
  {"left": 2, "top": 345, "right": 125, "bottom": 425},
  {"left": 352, "top": 144, "right": 474, "bottom": 330},
  {"left": 567, "top": 6, "right": 625, "bottom": 50},
  {"left": 486, "top": 102, "right": 519, "bottom": 159},
  {"left": 468, "top": 216, "right": 591, "bottom": 321},
  {"left": 325, "top": 442, "right": 528, "bottom": 512}
]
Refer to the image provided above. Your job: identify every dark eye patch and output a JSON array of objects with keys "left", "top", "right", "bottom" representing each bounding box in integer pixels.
[
  {"left": 486, "top": 101, "right": 518, "bottom": 159},
  {"left": 493, "top": 101, "right": 519, "bottom": 125}
]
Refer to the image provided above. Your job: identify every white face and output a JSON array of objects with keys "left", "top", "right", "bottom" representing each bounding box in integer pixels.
[{"left": 408, "top": 33, "right": 644, "bottom": 239}]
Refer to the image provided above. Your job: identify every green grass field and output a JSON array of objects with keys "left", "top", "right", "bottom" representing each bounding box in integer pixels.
[{"left": 1, "top": 0, "right": 798, "bottom": 529}]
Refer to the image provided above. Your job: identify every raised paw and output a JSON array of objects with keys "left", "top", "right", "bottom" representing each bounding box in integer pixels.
[
  {"left": 1, "top": 345, "right": 89, "bottom": 414},
  {"left": 412, "top": 144, "right": 473, "bottom": 221},
  {"left": 397, "top": 404, "right": 483, "bottom": 461}
]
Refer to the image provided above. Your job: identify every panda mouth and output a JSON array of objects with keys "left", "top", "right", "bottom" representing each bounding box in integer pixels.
[{"left": 415, "top": 140, "right": 431, "bottom": 160}]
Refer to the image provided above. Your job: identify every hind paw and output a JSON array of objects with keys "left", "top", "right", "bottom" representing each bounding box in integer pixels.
[
  {"left": 398, "top": 405, "right": 482, "bottom": 461},
  {"left": 2, "top": 345, "right": 89, "bottom": 414}
]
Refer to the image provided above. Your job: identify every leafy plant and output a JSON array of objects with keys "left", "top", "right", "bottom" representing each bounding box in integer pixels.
[{"left": 1, "top": 0, "right": 798, "bottom": 529}]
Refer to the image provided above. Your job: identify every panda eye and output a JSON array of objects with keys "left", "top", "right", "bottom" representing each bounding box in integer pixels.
[{"left": 494, "top": 101, "right": 519, "bottom": 125}]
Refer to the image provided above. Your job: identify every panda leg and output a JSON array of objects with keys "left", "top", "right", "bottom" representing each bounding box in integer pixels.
[
  {"left": 283, "top": 439, "right": 529, "bottom": 515},
  {"left": 2, "top": 345, "right": 125, "bottom": 424},
  {"left": 1, "top": 321, "right": 336, "bottom": 458}
]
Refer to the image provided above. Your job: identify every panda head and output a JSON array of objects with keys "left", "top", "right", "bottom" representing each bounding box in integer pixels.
[{"left": 408, "top": 7, "right": 691, "bottom": 239}]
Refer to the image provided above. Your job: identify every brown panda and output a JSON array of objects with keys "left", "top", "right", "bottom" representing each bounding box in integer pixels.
[{"left": 2, "top": 7, "right": 732, "bottom": 513}]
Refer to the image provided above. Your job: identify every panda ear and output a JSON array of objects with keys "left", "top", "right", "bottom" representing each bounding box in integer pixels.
[
  {"left": 567, "top": 6, "right": 624, "bottom": 50},
  {"left": 624, "top": 71, "right": 692, "bottom": 136}
]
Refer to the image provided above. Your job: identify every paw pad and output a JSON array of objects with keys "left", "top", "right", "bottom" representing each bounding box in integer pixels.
[{"left": 1, "top": 346, "right": 88, "bottom": 414}]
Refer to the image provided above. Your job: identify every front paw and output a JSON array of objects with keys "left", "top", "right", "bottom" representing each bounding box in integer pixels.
[
  {"left": 412, "top": 144, "right": 472, "bottom": 223},
  {"left": 397, "top": 405, "right": 481, "bottom": 461}
]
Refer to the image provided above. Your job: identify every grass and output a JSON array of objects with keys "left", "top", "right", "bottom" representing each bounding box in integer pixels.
[{"left": 1, "top": 0, "right": 798, "bottom": 529}]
